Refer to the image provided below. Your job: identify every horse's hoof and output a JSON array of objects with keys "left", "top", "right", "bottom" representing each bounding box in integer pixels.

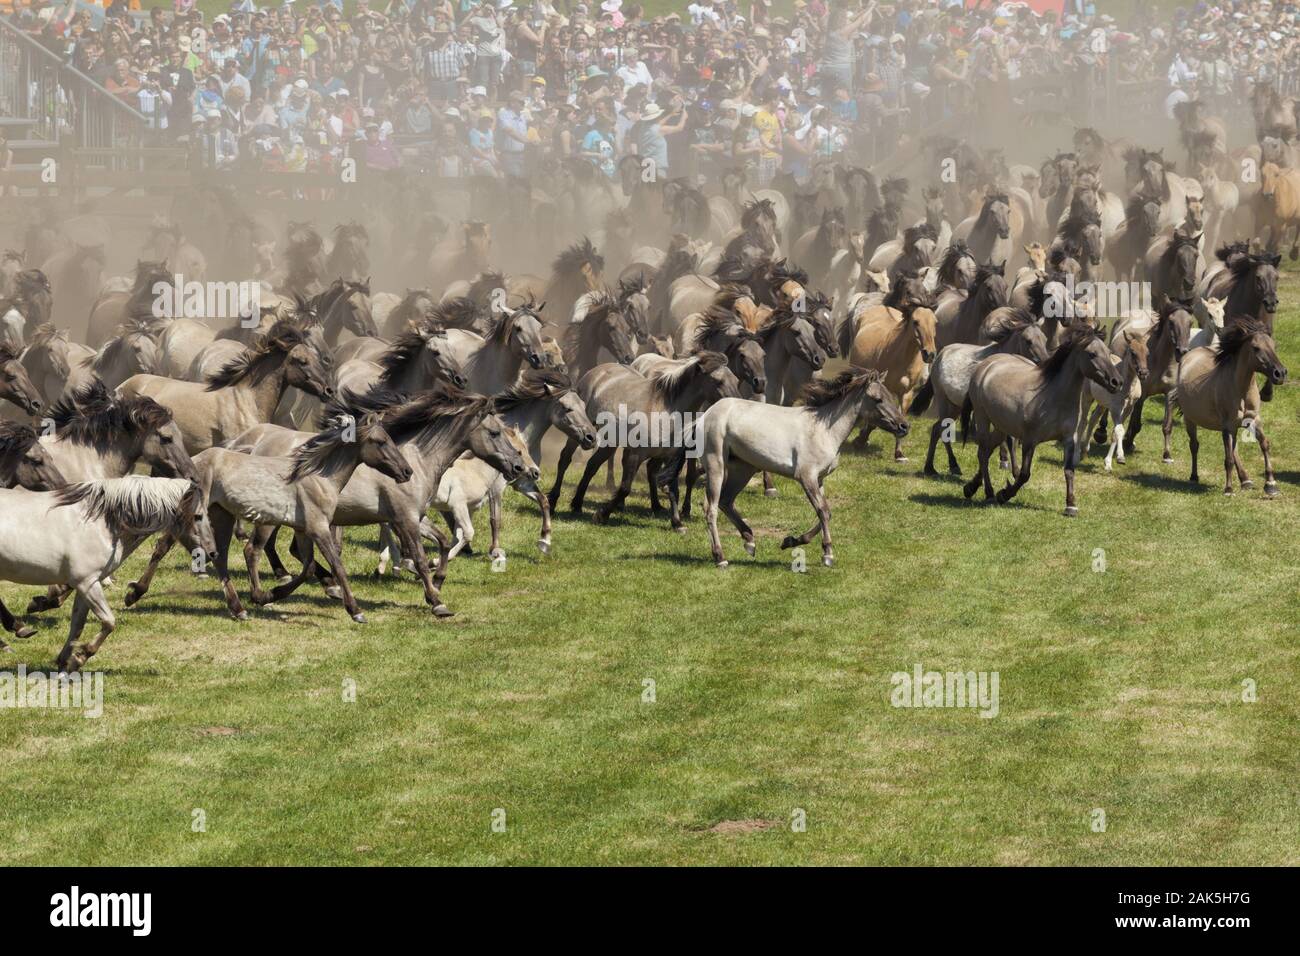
[
  {"left": 351, "top": 613, "right": 367, "bottom": 624},
  {"left": 764, "top": 488, "right": 779, "bottom": 498},
  {"left": 962, "top": 483, "right": 978, "bottom": 500},
  {"left": 24, "top": 598, "right": 50, "bottom": 615},
  {"left": 1240, "top": 480, "right": 1254, "bottom": 491},
  {"left": 744, "top": 540, "right": 756, "bottom": 557},
  {"left": 192, "top": 572, "right": 209, "bottom": 580},
  {"left": 1062, "top": 506, "right": 1079, "bottom": 517},
  {"left": 592, "top": 509, "right": 609, "bottom": 525},
  {"left": 998, "top": 460, "right": 1010, "bottom": 470},
  {"left": 716, "top": 560, "right": 729, "bottom": 569},
  {"left": 780, "top": 535, "right": 798, "bottom": 550},
  {"left": 1223, "top": 489, "right": 1235, "bottom": 497},
  {"left": 123, "top": 583, "right": 144, "bottom": 607},
  {"left": 1265, "top": 482, "right": 1280, "bottom": 497},
  {"left": 537, "top": 539, "right": 551, "bottom": 555},
  {"left": 894, "top": 456, "right": 909, "bottom": 463},
  {"left": 325, "top": 585, "right": 344, "bottom": 600},
  {"left": 1162, "top": 457, "right": 1174, "bottom": 465},
  {"left": 922, "top": 465, "right": 939, "bottom": 477},
  {"left": 432, "top": 604, "right": 454, "bottom": 618},
  {"left": 14, "top": 624, "right": 35, "bottom": 640},
  {"left": 948, "top": 466, "right": 963, "bottom": 477},
  {"left": 233, "top": 610, "right": 248, "bottom": 621},
  {"left": 822, "top": 555, "right": 834, "bottom": 568}
]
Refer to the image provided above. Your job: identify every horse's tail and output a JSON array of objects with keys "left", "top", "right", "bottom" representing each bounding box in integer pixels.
[
  {"left": 909, "top": 379, "right": 934, "bottom": 416},
  {"left": 836, "top": 313, "right": 856, "bottom": 359},
  {"left": 960, "top": 395, "right": 973, "bottom": 445}
]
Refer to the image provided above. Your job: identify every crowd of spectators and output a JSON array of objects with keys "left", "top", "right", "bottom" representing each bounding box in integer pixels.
[{"left": 6, "top": 0, "right": 1300, "bottom": 183}]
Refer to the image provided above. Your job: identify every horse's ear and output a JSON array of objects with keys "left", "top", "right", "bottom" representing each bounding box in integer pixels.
[{"left": 997, "top": 260, "right": 1007, "bottom": 276}]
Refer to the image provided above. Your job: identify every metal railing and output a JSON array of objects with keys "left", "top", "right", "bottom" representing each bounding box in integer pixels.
[{"left": 0, "top": 15, "right": 148, "bottom": 153}]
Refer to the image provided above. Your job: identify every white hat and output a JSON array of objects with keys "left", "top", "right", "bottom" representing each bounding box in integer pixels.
[
  {"left": 741, "top": 103, "right": 757, "bottom": 117},
  {"left": 640, "top": 102, "right": 664, "bottom": 121},
  {"left": 205, "top": 108, "right": 222, "bottom": 119},
  {"left": 601, "top": 0, "right": 621, "bottom": 10},
  {"left": 445, "top": 107, "right": 462, "bottom": 118},
  {"left": 337, "top": 88, "right": 350, "bottom": 97},
  {"left": 293, "top": 78, "right": 308, "bottom": 90},
  {"left": 470, "top": 85, "right": 488, "bottom": 96}
]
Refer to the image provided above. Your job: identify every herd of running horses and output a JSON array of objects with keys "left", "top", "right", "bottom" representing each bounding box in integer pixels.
[{"left": 0, "top": 88, "right": 1296, "bottom": 671}]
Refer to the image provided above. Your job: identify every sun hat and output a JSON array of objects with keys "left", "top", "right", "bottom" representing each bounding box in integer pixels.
[
  {"left": 470, "top": 85, "right": 488, "bottom": 96},
  {"left": 741, "top": 103, "right": 757, "bottom": 117},
  {"left": 640, "top": 102, "right": 664, "bottom": 120}
]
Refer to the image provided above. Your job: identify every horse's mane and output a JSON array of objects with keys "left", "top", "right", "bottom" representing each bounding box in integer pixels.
[
  {"left": 479, "top": 295, "right": 541, "bottom": 344},
  {"left": 1214, "top": 240, "right": 1251, "bottom": 263},
  {"left": 24, "top": 323, "right": 66, "bottom": 351},
  {"left": 936, "top": 240, "right": 972, "bottom": 283},
  {"left": 467, "top": 271, "right": 507, "bottom": 305},
  {"left": 740, "top": 198, "right": 775, "bottom": 229},
  {"left": 649, "top": 350, "right": 727, "bottom": 402},
  {"left": 884, "top": 271, "right": 928, "bottom": 311},
  {"left": 374, "top": 382, "right": 495, "bottom": 453},
  {"left": 54, "top": 475, "right": 199, "bottom": 539},
  {"left": 205, "top": 319, "right": 310, "bottom": 390},
  {"left": 1215, "top": 316, "right": 1272, "bottom": 367},
  {"left": 332, "top": 221, "right": 368, "bottom": 243},
  {"left": 801, "top": 366, "right": 884, "bottom": 408},
  {"left": 286, "top": 221, "right": 324, "bottom": 253},
  {"left": 768, "top": 258, "right": 809, "bottom": 288},
  {"left": 867, "top": 203, "right": 901, "bottom": 235},
  {"left": 1125, "top": 193, "right": 1159, "bottom": 223},
  {"left": 0, "top": 421, "right": 41, "bottom": 464},
  {"left": 493, "top": 366, "right": 574, "bottom": 412},
  {"left": 552, "top": 237, "right": 604, "bottom": 278},
  {"left": 881, "top": 176, "right": 910, "bottom": 201},
  {"left": 1060, "top": 207, "right": 1101, "bottom": 240},
  {"left": 427, "top": 296, "right": 483, "bottom": 332},
  {"left": 289, "top": 389, "right": 387, "bottom": 481},
  {"left": 1227, "top": 250, "right": 1281, "bottom": 275},
  {"left": 86, "top": 320, "right": 156, "bottom": 375},
  {"left": 1040, "top": 323, "right": 1101, "bottom": 379},
  {"left": 693, "top": 291, "right": 756, "bottom": 351},
  {"left": 562, "top": 290, "right": 620, "bottom": 364},
  {"left": 984, "top": 307, "right": 1039, "bottom": 344},
  {"left": 0, "top": 342, "right": 21, "bottom": 364},
  {"left": 901, "top": 223, "right": 937, "bottom": 252},
  {"left": 48, "top": 378, "right": 173, "bottom": 445},
  {"left": 378, "top": 325, "right": 450, "bottom": 387}
]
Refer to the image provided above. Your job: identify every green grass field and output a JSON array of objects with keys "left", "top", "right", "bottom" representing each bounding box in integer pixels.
[{"left": 1, "top": 266, "right": 1298, "bottom": 866}]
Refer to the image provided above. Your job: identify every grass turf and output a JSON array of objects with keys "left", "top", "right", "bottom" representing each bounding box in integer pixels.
[{"left": 1, "top": 267, "right": 1298, "bottom": 866}]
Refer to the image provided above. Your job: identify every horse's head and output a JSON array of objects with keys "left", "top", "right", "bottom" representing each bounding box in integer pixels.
[
  {"left": 342, "top": 279, "right": 378, "bottom": 337},
  {"left": 1140, "top": 149, "right": 1166, "bottom": 195},
  {"left": 858, "top": 369, "right": 909, "bottom": 438},
  {"left": 1079, "top": 327, "right": 1123, "bottom": 393},
  {"left": 1023, "top": 243, "right": 1047, "bottom": 271},
  {"left": 469, "top": 410, "right": 528, "bottom": 481},
  {"left": 0, "top": 422, "right": 65, "bottom": 491},
  {"left": 527, "top": 370, "right": 597, "bottom": 450},
  {"left": 284, "top": 339, "right": 335, "bottom": 400},
  {"left": 1122, "top": 329, "right": 1151, "bottom": 384},
  {"left": 984, "top": 192, "right": 1011, "bottom": 239},
  {"left": 0, "top": 344, "right": 43, "bottom": 416},
  {"left": 504, "top": 299, "right": 548, "bottom": 369},
  {"left": 695, "top": 350, "right": 742, "bottom": 402},
  {"left": 1162, "top": 299, "right": 1196, "bottom": 360},
  {"left": 130, "top": 399, "right": 199, "bottom": 482},
  {"left": 422, "top": 328, "right": 469, "bottom": 388},
  {"left": 820, "top": 207, "right": 848, "bottom": 249},
  {"left": 907, "top": 307, "right": 938, "bottom": 364},
  {"left": 173, "top": 481, "right": 218, "bottom": 573},
  {"left": 355, "top": 414, "right": 414, "bottom": 484},
  {"left": 134, "top": 258, "right": 171, "bottom": 296},
  {"left": 596, "top": 299, "right": 637, "bottom": 365}
]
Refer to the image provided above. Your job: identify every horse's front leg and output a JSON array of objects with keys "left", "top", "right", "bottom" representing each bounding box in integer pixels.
[
  {"left": 1062, "top": 438, "right": 1078, "bottom": 516},
  {"left": 55, "top": 589, "right": 92, "bottom": 674},
  {"left": 125, "top": 531, "right": 176, "bottom": 608},
  {"left": 1254, "top": 419, "right": 1279, "bottom": 496},
  {"left": 595, "top": 449, "right": 642, "bottom": 524},
  {"left": 394, "top": 514, "right": 453, "bottom": 618},
  {"left": 546, "top": 436, "right": 579, "bottom": 511},
  {"left": 488, "top": 485, "right": 504, "bottom": 560},
  {"left": 999, "top": 442, "right": 1036, "bottom": 503},
  {"left": 63, "top": 579, "right": 115, "bottom": 672},
  {"left": 312, "top": 527, "right": 364, "bottom": 623},
  {"left": 0, "top": 597, "right": 34, "bottom": 641},
  {"left": 209, "top": 509, "right": 248, "bottom": 620},
  {"left": 1231, "top": 431, "right": 1253, "bottom": 490},
  {"left": 1221, "top": 430, "right": 1239, "bottom": 495},
  {"left": 244, "top": 524, "right": 277, "bottom": 605},
  {"left": 1161, "top": 394, "right": 1176, "bottom": 463}
]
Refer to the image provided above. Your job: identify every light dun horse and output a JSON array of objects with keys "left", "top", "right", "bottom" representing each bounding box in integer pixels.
[
  {"left": 664, "top": 368, "right": 907, "bottom": 568},
  {"left": 0, "top": 477, "right": 215, "bottom": 671}
]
